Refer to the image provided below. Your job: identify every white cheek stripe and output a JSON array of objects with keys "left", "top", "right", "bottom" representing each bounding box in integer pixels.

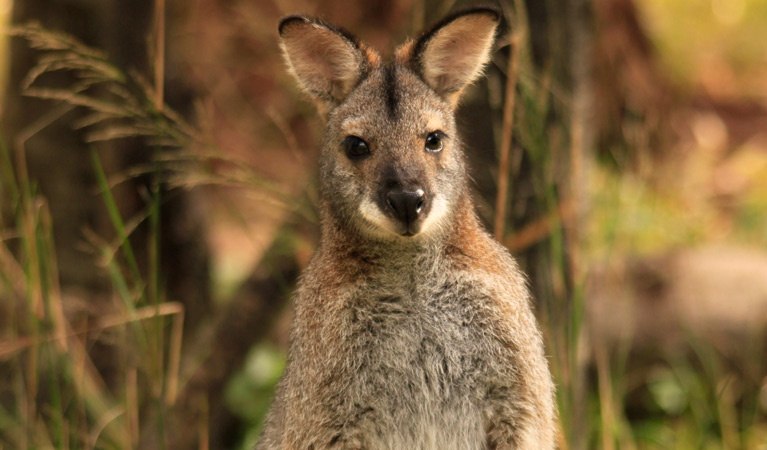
[
  {"left": 359, "top": 197, "right": 395, "bottom": 233},
  {"left": 420, "top": 195, "right": 448, "bottom": 235},
  {"left": 359, "top": 194, "right": 450, "bottom": 238}
]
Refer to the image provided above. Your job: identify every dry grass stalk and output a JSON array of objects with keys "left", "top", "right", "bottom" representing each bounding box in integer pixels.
[
  {"left": 593, "top": 339, "right": 616, "bottom": 450},
  {"left": 198, "top": 396, "right": 210, "bottom": 450},
  {"left": 12, "top": 23, "right": 201, "bottom": 150},
  {"left": 126, "top": 368, "right": 139, "bottom": 447},
  {"left": 165, "top": 305, "right": 185, "bottom": 406},
  {"left": 0, "top": 302, "right": 184, "bottom": 358},
  {"left": 493, "top": 33, "right": 521, "bottom": 241},
  {"left": 266, "top": 106, "right": 305, "bottom": 166},
  {"left": 153, "top": 0, "right": 165, "bottom": 111},
  {"left": 21, "top": 188, "right": 44, "bottom": 433},
  {"left": 88, "top": 406, "right": 125, "bottom": 448},
  {"left": 567, "top": 83, "right": 584, "bottom": 281}
]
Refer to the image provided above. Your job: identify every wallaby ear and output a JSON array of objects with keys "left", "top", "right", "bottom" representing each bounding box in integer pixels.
[
  {"left": 406, "top": 8, "right": 500, "bottom": 103},
  {"left": 279, "top": 16, "right": 372, "bottom": 108}
]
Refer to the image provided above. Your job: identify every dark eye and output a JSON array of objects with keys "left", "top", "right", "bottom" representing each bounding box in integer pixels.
[
  {"left": 425, "top": 132, "right": 444, "bottom": 153},
  {"left": 342, "top": 136, "right": 370, "bottom": 159}
]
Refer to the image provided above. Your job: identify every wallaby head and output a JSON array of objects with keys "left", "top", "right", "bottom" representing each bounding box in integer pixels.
[{"left": 279, "top": 8, "right": 499, "bottom": 241}]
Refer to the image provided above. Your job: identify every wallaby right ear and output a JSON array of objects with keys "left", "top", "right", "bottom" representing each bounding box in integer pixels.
[
  {"left": 279, "top": 16, "right": 372, "bottom": 108},
  {"left": 403, "top": 8, "right": 500, "bottom": 105}
]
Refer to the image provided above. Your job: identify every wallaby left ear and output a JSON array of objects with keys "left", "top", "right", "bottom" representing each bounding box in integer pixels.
[
  {"left": 408, "top": 8, "right": 500, "bottom": 102},
  {"left": 279, "top": 16, "right": 373, "bottom": 109}
]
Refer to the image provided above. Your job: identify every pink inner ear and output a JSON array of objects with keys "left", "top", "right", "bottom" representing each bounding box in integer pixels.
[
  {"left": 281, "top": 23, "right": 365, "bottom": 102},
  {"left": 420, "top": 14, "right": 498, "bottom": 95},
  {"left": 305, "top": 32, "right": 356, "bottom": 78}
]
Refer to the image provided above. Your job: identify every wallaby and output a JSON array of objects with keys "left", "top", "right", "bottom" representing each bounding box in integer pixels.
[{"left": 257, "top": 7, "right": 556, "bottom": 449}]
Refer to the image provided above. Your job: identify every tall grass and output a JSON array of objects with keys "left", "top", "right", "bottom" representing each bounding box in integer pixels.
[
  {"left": 1, "top": 115, "right": 187, "bottom": 448},
  {"left": 494, "top": 1, "right": 767, "bottom": 449},
  {"left": 0, "top": 5, "right": 187, "bottom": 446},
  {"left": 491, "top": 2, "right": 588, "bottom": 448}
]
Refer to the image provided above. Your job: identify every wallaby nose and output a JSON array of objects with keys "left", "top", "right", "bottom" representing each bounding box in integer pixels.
[{"left": 385, "top": 188, "right": 426, "bottom": 226}]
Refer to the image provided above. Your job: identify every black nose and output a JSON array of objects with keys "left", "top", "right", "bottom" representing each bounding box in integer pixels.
[{"left": 385, "top": 188, "right": 426, "bottom": 225}]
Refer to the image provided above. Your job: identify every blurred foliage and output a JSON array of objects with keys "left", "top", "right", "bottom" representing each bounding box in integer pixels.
[
  {"left": 0, "top": 0, "right": 10, "bottom": 101},
  {"left": 641, "top": 0, "right": 767, "bottom": 98},
  {"left": 225, "top": 344, "right": 285, "bottom": 450},
  {"left": 586, "top": 166, "right": 710, "bottom": 259}
]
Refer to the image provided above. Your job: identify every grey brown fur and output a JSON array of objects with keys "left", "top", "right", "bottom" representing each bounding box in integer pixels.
[{"left": 258, "top": 8, "right": 556, "bottom": 449}]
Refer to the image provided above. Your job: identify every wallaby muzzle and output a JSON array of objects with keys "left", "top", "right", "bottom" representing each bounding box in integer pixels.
[
  {"left": 378, "top": 164, "right": 431, "bottom": 236},
  {"left": 384, "top": 187, "right": 427, "bottom": 235}
]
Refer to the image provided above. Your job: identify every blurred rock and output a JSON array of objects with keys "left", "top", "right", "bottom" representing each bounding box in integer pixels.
[{"left": 587, "top": 245, "right": 767, "bottom": 357}]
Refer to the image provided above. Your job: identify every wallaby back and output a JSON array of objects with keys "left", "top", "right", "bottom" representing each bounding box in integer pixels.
[{"left": 258, "top": 8, "right": 556, "bottom": 449}]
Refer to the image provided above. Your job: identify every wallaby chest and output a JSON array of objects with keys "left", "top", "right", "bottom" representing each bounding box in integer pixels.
[{"left": 309, "top": 260, "right": 499, "bottom": 449}]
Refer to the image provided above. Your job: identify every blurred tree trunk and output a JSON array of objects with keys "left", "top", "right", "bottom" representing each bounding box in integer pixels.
[
  {"left": 592, "top": 0, "right": 672, "bottom": 168},
  {"left": 2, "top": 0, "right": 211, "bottom": 378}
]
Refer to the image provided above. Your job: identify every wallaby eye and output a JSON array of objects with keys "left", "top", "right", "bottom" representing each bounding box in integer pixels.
[
  {"left": 342, "top": 136, "right": 370, "bottom": 159},
  {"left": 425, "top": 131, "right": 444, "bottom": 153}
]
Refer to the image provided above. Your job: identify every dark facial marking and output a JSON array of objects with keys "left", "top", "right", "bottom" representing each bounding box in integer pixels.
[{"left": 383, "top": 63, "right": 399, "bottom": 119}]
